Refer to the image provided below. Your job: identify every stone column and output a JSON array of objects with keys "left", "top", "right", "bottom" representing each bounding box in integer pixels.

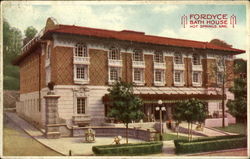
[{"left": 44, "top": 94, "right": 60, "bottom": 139}]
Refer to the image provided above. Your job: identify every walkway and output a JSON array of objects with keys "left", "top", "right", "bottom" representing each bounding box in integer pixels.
[
  {"left": 178, "top": 122, "right": 238, "bottom": 137},
  {"left": 5, "top": 112, "right": 143, "bottom": 156}
]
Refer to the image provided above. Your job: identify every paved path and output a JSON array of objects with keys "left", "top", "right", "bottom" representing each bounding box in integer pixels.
[
  {"left": 5, "top": 112, "right": 144, "bottom": 156},
  {"left": 178, "top": 122, "right": 237, "bottom": 137}
]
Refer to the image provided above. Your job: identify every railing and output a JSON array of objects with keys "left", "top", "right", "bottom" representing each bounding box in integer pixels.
[
  {"left": 108, "top": 59, "right": 122, "bottom": 67},
  {"left": 21, "top": 27, "right": 45, "bottom": 54},
  {"left": 72, "top": 115, "right": 91, "bottom": 124},
  {"left": 73, "top": 56, "right": 90, "bottom": 65},
  {"left": 74, "top": 78, "right": 89, "bottom": 84},
  {"left": 154, "top": 81, "right": 165, "bottom": 86},
  {"left": 132, "top": 61, "right": 145, "bottom": 68},
  {"left": 154, "top": 62, "right": 166, "bottom": 69},
  {"left": 192, "top": 82, "right": 202, "bottom": 87},
  {"left": 192, "top": 64, "right": 203, "bottom": 71},
  {"left": 173, "top": 63, "right": 184, "bottom": 70},
  {"left": 174, "top": 81, "right": 184, "bottom": 86}
]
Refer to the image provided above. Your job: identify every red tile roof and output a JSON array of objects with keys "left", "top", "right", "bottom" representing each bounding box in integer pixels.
[
  {"left": 13, "top": 24, "right": 245, "bottom": 65},
  {"left": 43, "top": 24, "right": 245, "bottom": 53}
]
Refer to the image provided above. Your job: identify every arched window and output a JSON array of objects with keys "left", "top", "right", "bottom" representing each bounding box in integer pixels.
[
  {"left": 174, "top": 53, "right": 183, "bottom": 64},
  {"left": 109, "top": 47, "right": 120, "bottom": 60},
  {"left": 192, "top": 53, "right": 201, "bottom": 65},
  {"left": 75, "top": 43, "right": 88, "bottom": 57},
  {"left": 133, "top": 49, "right": 143, "bottom": 61}
]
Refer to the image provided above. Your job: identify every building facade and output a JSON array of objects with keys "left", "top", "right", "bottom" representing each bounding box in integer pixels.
[{"left": 14, "top": 18, "right": 245, "bottom": 128}]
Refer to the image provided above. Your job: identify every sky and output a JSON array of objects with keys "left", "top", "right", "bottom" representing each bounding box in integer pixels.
[{"left": 2, "top": 1, "right": 248, "bottom": 59}]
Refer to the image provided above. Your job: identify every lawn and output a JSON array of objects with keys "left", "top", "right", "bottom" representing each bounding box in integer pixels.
[
  {"left": 155, "top": 133, "right": 189, "bottom": 141},
  {"left": 214, "top": 123, "right": 247, "bottom": 135},
  {"left": 3, "top": 120, "right": 62, "bottom": 156}
]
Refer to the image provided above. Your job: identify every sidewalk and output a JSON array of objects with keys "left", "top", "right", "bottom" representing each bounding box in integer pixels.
[
  {"left": 178, "top": 122, "right": 238, "bottom": 137},
  {"left": 5, "top": 112, "right": 143, "bottom": 156}
]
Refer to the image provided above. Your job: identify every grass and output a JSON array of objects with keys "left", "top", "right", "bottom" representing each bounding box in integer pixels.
[
  {"left": 155, "top": 133, "right": 189, "bottom": 141},
  {"left": 3, "top": 120, "right": 62, "bottom": 156},
  {"left": 214, "top": 123, "right": 247, "bottom": 135}
]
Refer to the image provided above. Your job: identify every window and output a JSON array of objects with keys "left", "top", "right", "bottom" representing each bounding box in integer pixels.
[
  {"left": 217, "top": 72, "right": 223, "bottom": 84},
  {"left": 154, "top": 52, "right": 164, "bottom": 63},
  {"left": 75, "top": 44, "right": 88, "bottom": 57},
  {"left": 192, "top": 71, "right": 202, "bottom": 85},
  {"left": 174, "top": 70, "right": 183, "bottom": 84},
  {"left": 217, "top": 57, "right": 225, "bottom": 67},
  {"left": 192, "top": 54, "right": 201, "bottom": 65},
  {"left": 174, "top": 53, "right": 183, "bottom": 64},
  {"left": 219, "top": 103, "right": 222, "bottom": 110},
  {"left": 109, "top": 47, "right": 120, "bottom": 60},
  {"left": 133, "top": 50, "right": 143, "bottom": 61},
  {"left": 193, "top": 72, "right": 199, "bottom": 83},
  {"left": 75, "top": 65, "right": 88, "bottom": 80},
  {"left": 155, "top": 69, "right": 164, "bottom": 82},
  {"left": 134, "top": 68, "right": 143, "bottom": 82},
  {"left": 109, "top": 67, "right": 120, "bottom": 81},
  {"left": 77, "top": 98, "right": 86, "bottom": 114},
  {"left": 46, "top": 44, "right": 51, "bottom": 59},
  {"left": 45, "top": 66, "right": 51, "bottom": 84},
  {"left": 175, "top": 71, "right": 181, "bottom": 82}
]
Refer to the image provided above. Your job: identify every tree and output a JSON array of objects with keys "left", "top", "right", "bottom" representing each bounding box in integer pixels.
[
  {"left": 23, "top": 26, "right": 38, "bottom": 45},
  {"left": 209, "top": 55, "right": 234, "bottom": 128},
  {"left": 227, "top": 59, "right": 247, "bottom": 126},
  {"left": 107, "top": 80, "right": 144, "bottom": 144},
  {"left": 3, "top": 19, "right": 22, "bottom": 90},
  {"left": 173, "top": 98, "right": 208, "bottom": 141}
]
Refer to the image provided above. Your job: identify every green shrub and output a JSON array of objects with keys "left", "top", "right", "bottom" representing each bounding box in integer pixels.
[
  {"left": 92, "top": 141, "right": 163, "bottom": 156},
  {"left": 174, "top": 135, "right": 247, "bottom": 154},
  {"left": 4, "top": 75, "right": 19, "bottom": 90}
]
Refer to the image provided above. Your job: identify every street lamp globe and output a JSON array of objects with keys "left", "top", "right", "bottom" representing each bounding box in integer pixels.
[{"left": 158, "top": 100, "right": 163, "bottom": 105}]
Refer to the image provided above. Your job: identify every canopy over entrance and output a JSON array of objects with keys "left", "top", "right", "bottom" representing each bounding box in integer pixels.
[{"left": 102, "top": 87, "right": 224, "bottom": 103}]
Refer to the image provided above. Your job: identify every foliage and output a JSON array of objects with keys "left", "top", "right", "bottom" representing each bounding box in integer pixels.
[
  {"left": 24, "top": 26, "right": 38, "bottom": 43},
  {"left": 214, "top": 123, "right": 247, "bottom": 135},
  {"left": 227, "top": 97, "right": 247, "bottom": 123},
  {"left": 173, "top": 98, "right": 208, "bottom": 140},
  {"left": 3, "top": 19, "right": 22, "bottom": 90},
  {"left": 3, "top": 19, "right": 38, "bottom": 90},
  {"left": 234, "top": 59, "right": 247, "bottom": 74},
  {"left": 107, "top": 80, "right": 144, "bottom": 143},
  {"left": 174, "top": 135, "right": 247, "bottom": 154},
  {"left": 92, "top": 141, "right": 163, "bottom": 156},
  {"left": 227, "top": 59, "right": 247, "bottom": 123},
  {"left": 209, "top": 39, "right": 232, "bottom": 48}
]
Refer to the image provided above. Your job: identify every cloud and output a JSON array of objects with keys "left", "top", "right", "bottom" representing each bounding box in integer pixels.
[{"left": 152, "top": 5, "right": 181, "bottom": 14}]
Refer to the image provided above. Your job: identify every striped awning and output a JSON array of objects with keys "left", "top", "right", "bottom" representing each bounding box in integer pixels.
[{"left": 102, "top": 87, "right": 224, "bottom": 103}]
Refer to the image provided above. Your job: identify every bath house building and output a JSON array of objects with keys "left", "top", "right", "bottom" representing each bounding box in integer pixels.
[{"left": 14, "top": 18, "right": 245, "bottom": 129}]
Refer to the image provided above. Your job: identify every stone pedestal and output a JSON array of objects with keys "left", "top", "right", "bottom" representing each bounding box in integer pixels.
[{"left": 44, "top": 94, "right": 61, "bottom": 139}]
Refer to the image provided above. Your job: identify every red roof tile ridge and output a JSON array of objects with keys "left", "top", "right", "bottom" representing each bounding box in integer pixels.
[
  {"left": 57, "top": 24, "right": 121, "bottom": 33},
  {"left": 46, "top": 24, "right": 244, "bottom": 53}
]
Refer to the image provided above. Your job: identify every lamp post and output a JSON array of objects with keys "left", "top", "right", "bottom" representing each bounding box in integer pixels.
[{"left": 156, "top": 100, "right": 166, "bottom": 141}]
